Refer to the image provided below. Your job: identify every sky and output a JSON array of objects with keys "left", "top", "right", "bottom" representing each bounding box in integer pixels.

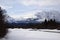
[{"left": 0, "top": 0, "right": 60, "bottom": 19}]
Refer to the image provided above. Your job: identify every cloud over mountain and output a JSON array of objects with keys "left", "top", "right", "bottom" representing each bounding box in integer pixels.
[{"left": 6, "top": 10, "right": 60, "bottom": 23}]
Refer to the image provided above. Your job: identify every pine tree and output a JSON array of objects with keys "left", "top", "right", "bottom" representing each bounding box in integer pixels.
[{"left": 0, "top": 7, "right": 8, "bottom": 38}]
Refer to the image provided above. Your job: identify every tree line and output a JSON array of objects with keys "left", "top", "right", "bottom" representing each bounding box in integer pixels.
[{"left": 8, "top": 19, "right": 60, "bottom": 30}]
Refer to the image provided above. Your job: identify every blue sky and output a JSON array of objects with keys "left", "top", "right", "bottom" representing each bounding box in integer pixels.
[{"left": 0, "top": 0, "right": 60, "bottom": 19}]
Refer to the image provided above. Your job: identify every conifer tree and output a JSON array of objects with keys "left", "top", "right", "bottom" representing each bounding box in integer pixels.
[{"left": 0, "top": 7, "right": 8, "bottom": 38}]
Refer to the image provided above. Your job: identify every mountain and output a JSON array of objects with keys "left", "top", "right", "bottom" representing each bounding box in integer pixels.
[
  {"left": 6, "top": 10, "right": 60, "bottom": 23},
  {"left": 6, "top": 16, "right": 16, "bottom": 23},
  {"left": 35, "top": 10, "right": 60, "bottom": 22}
]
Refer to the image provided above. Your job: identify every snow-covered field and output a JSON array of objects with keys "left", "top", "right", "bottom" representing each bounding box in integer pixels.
[{"left": 0, "top": 28, "right": 60, "bottom": 40}]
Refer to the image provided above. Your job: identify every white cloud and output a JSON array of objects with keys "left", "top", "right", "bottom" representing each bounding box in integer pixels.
[
  {"left": 0, "top": 0, "right": 60, "bottom": 20},
  {"left": 19, "top": 0, "right": 60, "bottom": 7},
  {"left": 9, "top": 10, "right": 40, "bottom": 19},
  {"left": 0, "top": 5, "right": 13, "bottom": 10}
]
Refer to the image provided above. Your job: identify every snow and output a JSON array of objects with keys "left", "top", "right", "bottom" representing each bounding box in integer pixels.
[{"left": 0, "top": 28, "right": 60, "bottom": 40}]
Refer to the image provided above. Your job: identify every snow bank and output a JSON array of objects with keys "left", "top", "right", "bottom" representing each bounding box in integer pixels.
[{"left": 0, "top": 28, "right": 60, "bottom": 40}]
